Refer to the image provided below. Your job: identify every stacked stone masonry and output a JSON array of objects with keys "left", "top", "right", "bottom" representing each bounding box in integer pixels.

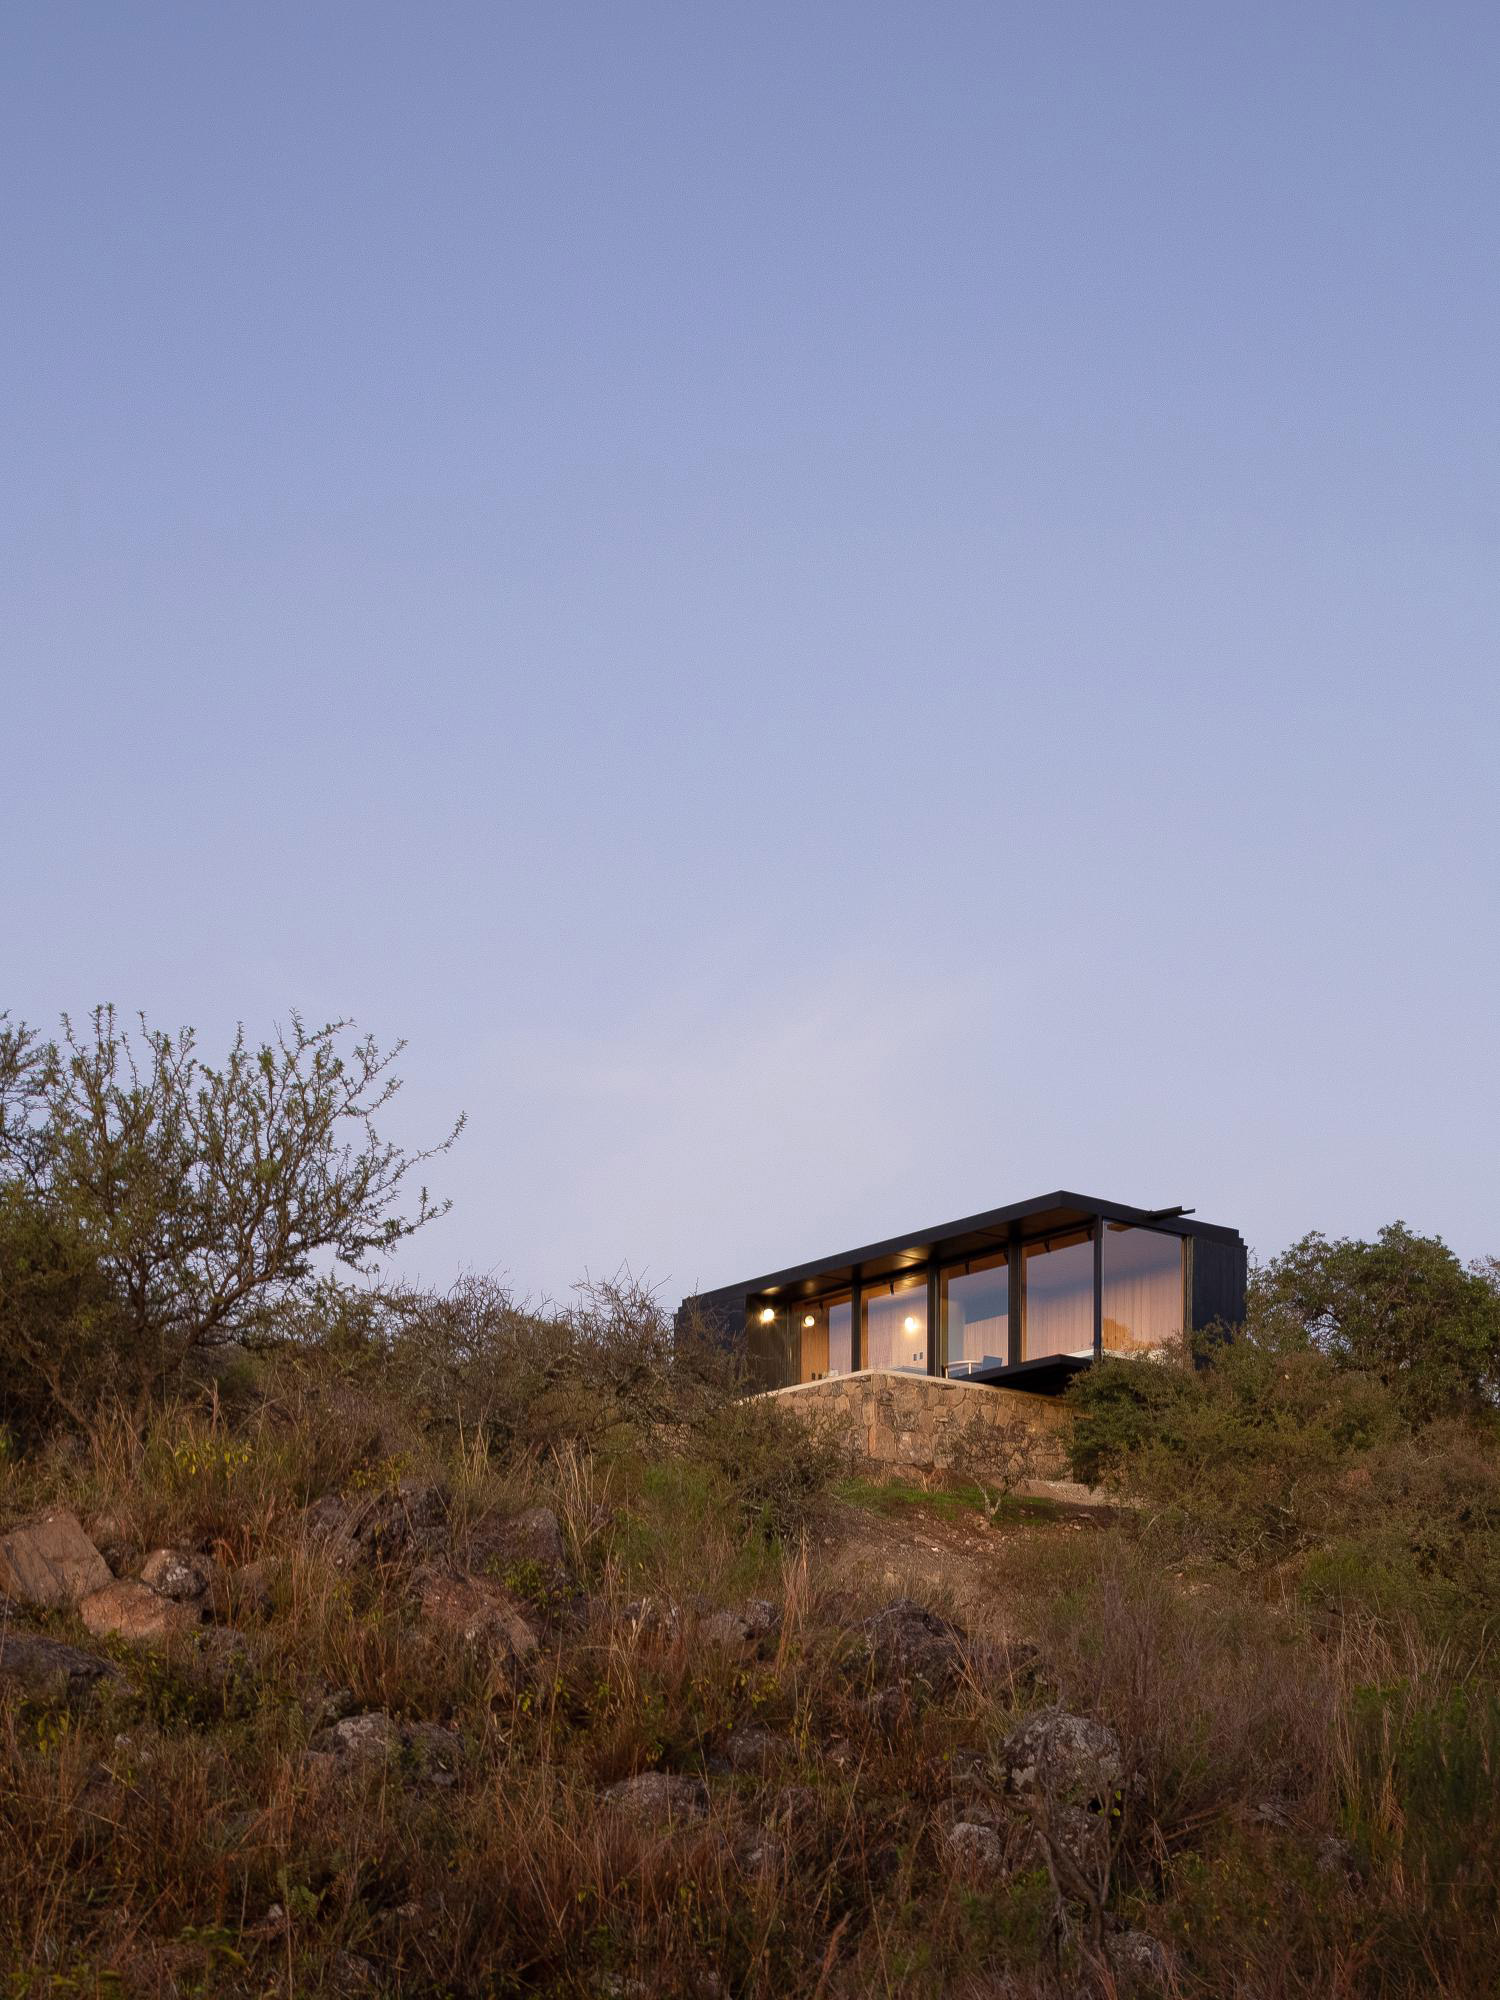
[{"left": 762, "top": 1369, "right": 1072, "bottom": 1478}]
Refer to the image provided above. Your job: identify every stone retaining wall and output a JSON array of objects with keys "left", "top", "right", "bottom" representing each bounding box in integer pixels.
[{"left": 763, "top": 1369, "right": 1072, "bottom": 1479}]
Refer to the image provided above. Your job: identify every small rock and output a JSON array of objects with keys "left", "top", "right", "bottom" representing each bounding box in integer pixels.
[
  {"left": 620, "top": 1596, "right": 684, "bottom": 1640},
  {"left": 308, "top": 1711, "right": 401, "bottom": 1764},
  {"left": 330, "top": 1952, "right": 377, "bottom": 1990},
  {"left": 1316, "top": 1833, "right": 1362, "bottom": 1884},
  {"left": 1104, "top": 1927, "right": 1170, "bottom": 1983},
  {"left": 737, "top": 1831, "right": 786, "bottom": 1872},
  {"left": 718, "top": 1727, "right": 785, "bottom": 1772},
  {"left": 700, "top": 1609, "right": 756, "bottom": 1649},
  {"left": 947, "top": 1821, "right": 1006, "bottom": 1873},
  {"left": 995, "top": 1706, "right": 1124, "bottom": 1812},
  {"left": 79, "top": 1579, "right": 200, "bottom": 1644},
  {"left": 701, "top": 1599, "right": 781, "bottom": 1650},
  {"left": 140, "top": 1548, "right": 213, "bottom": 1601},
  {"left": 947, "top": 1745, "right": 989, "bottom": 1790},
  {"left": 600, "top": 1771, "right": 709, "bottom": 1823},
  {"left": 858, "top": 1599, "right": 967, "bottom": 1694},
  {"left": 0, "top": 1626, "right": 121, "bottom": 1700},
  {"left": 219, "top": 1558, "right": 275, "bottom": 1623},
  {"left": 88, "top": 1511, "right": 132, "bottom": 1559},
  {"left": 1248, "top": 1797, "right": 1294, "bottom": 1829},
  {"left": 414, "top": 1566, "right": 538, "bottom": 1663},
  {"left": 0, "top": 1509, "right": 112, "bottom": 1609},
  {"left": 402, "top": 1720, "right": 466, "bottom": 1786}
]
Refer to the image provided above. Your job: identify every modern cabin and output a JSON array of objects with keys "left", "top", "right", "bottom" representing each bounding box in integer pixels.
[{"left": 676, "top": 1190, "right": 1247, "bottom": 1396}]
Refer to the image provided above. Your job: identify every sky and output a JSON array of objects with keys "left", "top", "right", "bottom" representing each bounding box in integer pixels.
[{"left": 3, "top": 3, "right": 1497, "bottom": 1304}]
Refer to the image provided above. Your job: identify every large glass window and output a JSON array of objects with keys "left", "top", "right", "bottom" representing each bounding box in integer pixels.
[
  {"left": 941, "top": 1252, "right": 1009, "bottom": 1376},
  {"left": 862, "top": 1273, "right": 928, "bottom": 1372},
  {"left": 794, "top": 1292, "right": 853, "bottom": 1381},
  {"left": 828, "top": 1295, "right": 853, "bottom": 1375},
  {"left": 1102, "top": 1225, "right": 1184, "bottom": 1354},
  {"left": 1022, "top": 1230, "right": 1095, "bottom": 1360}
]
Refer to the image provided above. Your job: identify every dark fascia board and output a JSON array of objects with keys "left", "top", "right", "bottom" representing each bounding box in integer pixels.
[{"left": 686, "top": 1188, "right": 1244, "bottom": 1311}]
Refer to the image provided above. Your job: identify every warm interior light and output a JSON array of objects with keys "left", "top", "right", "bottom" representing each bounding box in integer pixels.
[
  {"left": 903, "top": 1315, "right": 918, "bottom": 1334},
  {"left": 759, "top": 1308, "right": 776, "bottom": 1324},
  {"left": 803, "top": 1314, "right": 816, "bottom": 1328}
]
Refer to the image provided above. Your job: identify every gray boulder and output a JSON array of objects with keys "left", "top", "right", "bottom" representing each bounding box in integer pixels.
[
  {"left": 0, "top": 1626, "right": 121, "bottom": 1701},
  {"left": 858, "top": 1599, "right": 967, "bottom": 1695},
  {"left": 947, "top": 1820, "right": 1007, "bottom": 1873},
  {"left": 140, "top": 1548, "right": 213, "bottom": 1601},
  {"left": 995, "top": 1706, "right": 1124, "bottom": 1812},
  {"left": 0, "top": 1509, "right": 112, "bottom": 1609}
]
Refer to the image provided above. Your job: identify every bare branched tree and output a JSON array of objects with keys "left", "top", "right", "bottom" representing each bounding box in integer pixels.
[{"left": 0, "top": 1006, "right": 463, "bottom": 1430}]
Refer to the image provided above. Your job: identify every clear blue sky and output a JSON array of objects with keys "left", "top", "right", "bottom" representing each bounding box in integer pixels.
[{"left": 4, "top": 3, "right": 1497, "bottom": 1300}]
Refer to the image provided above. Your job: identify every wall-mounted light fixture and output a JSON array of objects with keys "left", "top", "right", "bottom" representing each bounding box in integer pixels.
[
  {"left": 903, "top": 1315, "right": 918, "bottom": 1334},
  {"left": 803, "top": 1314, "right": 816, "bottom": 1328},
  {"left": 759, "top": 1307, "right": 776, "bottom": 1324}
]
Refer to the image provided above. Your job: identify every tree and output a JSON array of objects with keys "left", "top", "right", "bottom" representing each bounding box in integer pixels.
[
  {"left": 1251, "top": 1223, "right": 1500, "bottom": 1421},
  {"left": 0, "top": 1006, "right": 462, "bottom": 1431}
]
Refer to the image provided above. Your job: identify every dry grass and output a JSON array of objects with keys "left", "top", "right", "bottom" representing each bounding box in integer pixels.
[{"left": 1, "top": 1376, "right": 1498, "bottom": 1998}]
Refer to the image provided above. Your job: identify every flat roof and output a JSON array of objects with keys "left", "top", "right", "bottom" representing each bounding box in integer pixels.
[{"left": 686, "top": 1188, "right": 1243, "bottom": 1308}]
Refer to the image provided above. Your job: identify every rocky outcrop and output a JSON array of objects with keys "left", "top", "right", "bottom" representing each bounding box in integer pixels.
[
  {"left": 303, "top": 1482, "right": 450, "bottom": 1567},
  {"left": 0, "top": 1509, "right": 113, "bottom": 1609},
  {"left": 413, "top": 1565, "right": 538, "bottom": 1663}
]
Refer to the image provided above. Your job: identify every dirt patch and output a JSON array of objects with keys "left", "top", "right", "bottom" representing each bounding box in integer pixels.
[{"left": 808, "top": 1493, "right": 1106, "bottom": 1636}]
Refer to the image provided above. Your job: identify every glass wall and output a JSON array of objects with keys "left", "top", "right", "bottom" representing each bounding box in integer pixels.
[
  {"left": 862, "top": 1273, "right": 928, "bottom": 1372},
  {"left": 828, "top": 1295, "right": 853, "bottom": 1375},
  {"left": 794, "top": 1292, "right": 853, "bottom": 1381},
  {"left": 941, "top": 1251, "right": 1009, "bottom": 1376},
  {"left": 1022, "top": 1230, "right": 1095, "bottom": 1360},
  {"left": 1101, "top": 1225, "right": 1184, "bottom": 1354}
]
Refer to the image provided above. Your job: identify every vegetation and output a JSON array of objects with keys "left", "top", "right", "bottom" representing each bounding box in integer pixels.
[{"left": 2, "top": 1010, "right": 1498, "bottom": 1995}]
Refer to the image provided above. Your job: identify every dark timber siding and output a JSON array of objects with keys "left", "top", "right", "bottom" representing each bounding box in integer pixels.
[{"left": 1190, "top": 1234, "right": 1247, "bottom": 1336}]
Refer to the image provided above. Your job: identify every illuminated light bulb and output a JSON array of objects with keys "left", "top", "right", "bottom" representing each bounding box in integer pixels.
[
  {"left": 903, "top": 1315, "right": 918, "bottom": 1334},
  {"left": 803, "top": 1314, "right": 815, "bottom": 1328},
  {"left": 759, "top": 1308, "right": 776, "bottom": 1324}
]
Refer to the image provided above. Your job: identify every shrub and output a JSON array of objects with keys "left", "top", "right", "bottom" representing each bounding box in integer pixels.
[{"left": 1253, "top": 1222, "right": 1500, "bottom": 1420}]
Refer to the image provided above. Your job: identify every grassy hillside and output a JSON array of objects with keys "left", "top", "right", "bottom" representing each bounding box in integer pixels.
[
  {"left": 2, "top": 1324, "right": 1498, "bottom": 2000},
  {"left": 3, "top": 1012, "right": 1498, "bottom": 1995}
]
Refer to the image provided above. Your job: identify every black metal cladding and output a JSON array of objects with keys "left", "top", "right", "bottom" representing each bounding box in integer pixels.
[{"left": 675, "top": 1188, "right": 1248, "bottom": 1396}]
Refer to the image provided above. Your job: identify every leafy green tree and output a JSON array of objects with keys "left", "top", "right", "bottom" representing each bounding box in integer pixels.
[
  {"left": 0, "top": 1006, "right": 462, "bottom": 1433},
  {"left": 1251, "top": 1223, "right": 1500, "bottom": 1420}
]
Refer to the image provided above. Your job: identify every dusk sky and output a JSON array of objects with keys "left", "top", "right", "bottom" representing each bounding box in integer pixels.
[{"left": 4, "top": 3, "right": 1497, "bottom": 1304}]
